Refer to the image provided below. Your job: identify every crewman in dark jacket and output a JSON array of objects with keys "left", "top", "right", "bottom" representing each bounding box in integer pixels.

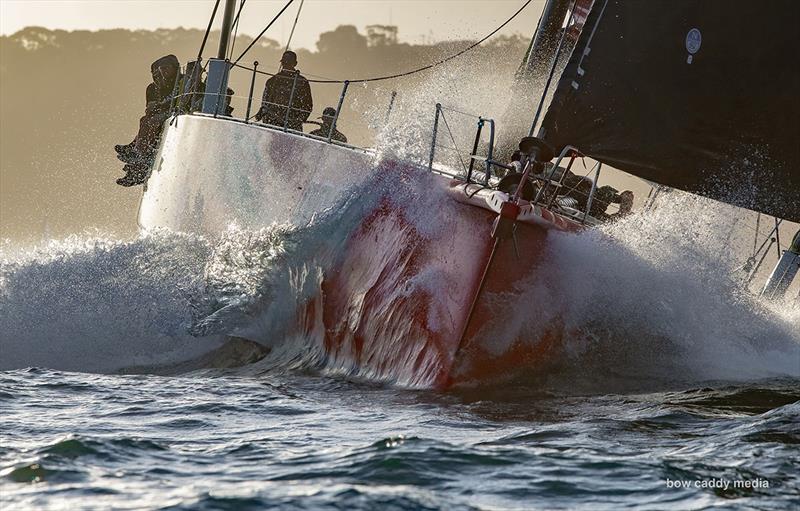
[
  {"left": 224, "top": 88, "right": 235, "bottom": 117},
  {"left": 255, "top": 51, "right": 313, "bottom": 131},
  {"left": 115, "top": 54, "right": 182, "bottom": 186},
  {"left": 309, "top": 107, "right": 348, "bottom": 143},
  {"left": 178, "top": 59, "right": 205, "bottom": 114},
  {"left": 590, "top": 186, "right": 634, "bottom": 220}
]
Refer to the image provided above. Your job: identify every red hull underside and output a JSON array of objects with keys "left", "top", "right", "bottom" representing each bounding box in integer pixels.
[{"left": 316, "top": 168, "right": 582, "bottom": 389}]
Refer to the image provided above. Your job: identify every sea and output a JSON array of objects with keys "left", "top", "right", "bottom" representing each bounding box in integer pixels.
[{"left": 1, "top": 180, "right": 799, "bottom": 510}]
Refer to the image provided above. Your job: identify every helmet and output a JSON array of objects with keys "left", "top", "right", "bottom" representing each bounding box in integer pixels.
[{"left": 151, "top": 54, "right": 179, "bottom": 73}]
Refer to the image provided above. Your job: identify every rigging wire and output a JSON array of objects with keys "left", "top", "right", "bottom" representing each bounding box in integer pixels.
[
  {"left": 518, "top": 0, "right": 548, "bottom": 77},
  {"left": 232, "top": 0, "right": 297, "bottom": 66},
  {"left": 228, "top": 0, "right": 248, "bottom": 60},
  {"left": 438, "top": 110, "right": 470, "bottom": 176},
  {"left": 197, "top": 0, "right": 222, "bottom": 61},
  {"left": 233, "top": 0, "right": 536, "bottom": 83},
  {"left": 283, "top": 0, "right": 306, "bottom": 53}
]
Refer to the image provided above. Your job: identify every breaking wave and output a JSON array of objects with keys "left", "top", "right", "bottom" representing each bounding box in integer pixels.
[
  {"left": 1, "top": 173, "right": 798, "bottom": 389},
  {"left": 0, "top": 232, "right": 226, "bottom": 373},
  {"left": 501, "top": 192, "right": 800, "bottom": 392}
]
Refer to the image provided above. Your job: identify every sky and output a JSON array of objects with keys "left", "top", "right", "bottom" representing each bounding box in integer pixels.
[{"left": 0, "top": 0, "right": 546, "bottom": 49}]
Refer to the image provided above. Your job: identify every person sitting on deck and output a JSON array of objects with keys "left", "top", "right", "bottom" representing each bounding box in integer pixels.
[
  {"left": 590, "top": 186, "right": 634, "bottom": 221},
  {"left": 555, "top": 170, "right": 634, "bottom": 221},
  {"left": 176, "top": 59, "right": 206, "bottom": 114},
  {"left": 115, "top": 54, "right": 182, "bottom": 186},
  {"left": 224, "top": 88, "right": 235, "bottom": 117},
  {"left": 255, "top": 51, "right": 313, "bottom": 131},
  {"left": 308, "top": 107, "right": 348, "bottom": 143}
]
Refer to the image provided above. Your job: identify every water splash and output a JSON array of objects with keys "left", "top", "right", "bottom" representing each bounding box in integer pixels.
[
  {"left": 0, "top": 232, "right": 224, "bottom": 372},
  {"left": 1, "top": 173, "right": 797, "bottom": 387},
  {"left": 477, "top": 191, "right": 800, "bottom": 391}
]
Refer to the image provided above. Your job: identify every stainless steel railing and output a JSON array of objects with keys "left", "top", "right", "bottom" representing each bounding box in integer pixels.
[{"left": 167, "top": 59, "right": 397, "bottom": 149}]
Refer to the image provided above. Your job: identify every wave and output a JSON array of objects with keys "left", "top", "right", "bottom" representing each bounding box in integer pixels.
[
  {"left": 0, "top": 232, "right": 226, "bottom": 373},
  {"left": 0, "top": 176, "right": 384, "bottom": 375},
  {"left": 471, "top": 191, "right": 799, "bottom": 390},
  {"left": 1, "top": 172, "right": 798, "bottom": 389}
]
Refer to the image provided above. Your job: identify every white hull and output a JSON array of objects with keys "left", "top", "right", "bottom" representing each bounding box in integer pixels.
[{"left": 139, "top": 114, "right": 377, "bottom": 234}]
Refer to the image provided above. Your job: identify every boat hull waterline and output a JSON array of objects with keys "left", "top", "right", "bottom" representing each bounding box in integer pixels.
[{"left": 140, "top": 115, "right": 583, "bottom": 388}]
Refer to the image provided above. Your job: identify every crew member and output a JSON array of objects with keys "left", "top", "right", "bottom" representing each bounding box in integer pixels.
[
  {"left": 255, "top": 51, "right": 313, "bottom": 131},
  {"left": 309, "top": 107, "right": 348, "bottom": 143},
  {"left": 115, "top": 54, "right": 182, "bottom": 186},
  {"left": 589, "top": 185, "right": 634, "bottom": 220},
  {"left": 224, "top": 88, "right": 235, "bottom": 117}
]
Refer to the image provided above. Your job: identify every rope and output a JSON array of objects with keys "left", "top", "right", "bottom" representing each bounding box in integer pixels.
[
  {"left": 284, "top": 0, "right": 305, "bottom": 53},
  {"left": 232, "top": 0, "right": 296, "bottom": 66},
  {"left": 197, "top": 0, "right": 222, "bottom": 62},
  {"left": 233, "top": 0, "right": 536, "bottom": 84}
]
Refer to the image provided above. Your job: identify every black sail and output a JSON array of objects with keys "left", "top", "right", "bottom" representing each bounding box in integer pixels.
[{"left": 539, "top": 0, "right": 800, "bottom": 221}]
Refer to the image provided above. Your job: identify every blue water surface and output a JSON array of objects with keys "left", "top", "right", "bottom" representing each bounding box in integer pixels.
[{"left": 1, "top": 368, "right": 798, "bottom": 510}]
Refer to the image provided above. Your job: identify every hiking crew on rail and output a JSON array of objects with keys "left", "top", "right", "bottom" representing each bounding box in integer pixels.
[{"left": 111, "top": 52, "right": 628, "bottom": 222}]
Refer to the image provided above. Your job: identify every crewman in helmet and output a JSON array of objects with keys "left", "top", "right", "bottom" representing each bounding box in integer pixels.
[{"left": 115, "top": 54, "right": 182, "bottom": 186}]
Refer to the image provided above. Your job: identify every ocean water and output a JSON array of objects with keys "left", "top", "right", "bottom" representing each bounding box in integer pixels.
[
  {"left": 1, "top": 182, "right": 799, "bottom": 510},
  {"left": 1, "top": 370, "right": 798, "bottom": 510}
]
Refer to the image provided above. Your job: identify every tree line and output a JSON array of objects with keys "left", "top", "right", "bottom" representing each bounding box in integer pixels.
[{"left": 0, "top": 26, "right": 528, "bottom": 241}]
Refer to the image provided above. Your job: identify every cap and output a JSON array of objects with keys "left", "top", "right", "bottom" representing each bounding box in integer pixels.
[
  {"left": 281, "top": 51, "right": 298, "bottom": 65},
  {"left": 320, "top": 107, "right": 337, "bottom": 119}
]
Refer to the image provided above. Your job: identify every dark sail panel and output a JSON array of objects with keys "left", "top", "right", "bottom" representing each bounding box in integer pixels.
[{"left": 540, "top": 0, "right": 800, "bottom": 221}]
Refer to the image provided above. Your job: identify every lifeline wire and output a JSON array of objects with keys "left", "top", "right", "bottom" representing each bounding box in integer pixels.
[
  {"left": 233, "top": 0, "right": 536, "bottom": 84},
  {"left": 438, "top": 110, "right": 470, "bottom": 175}
]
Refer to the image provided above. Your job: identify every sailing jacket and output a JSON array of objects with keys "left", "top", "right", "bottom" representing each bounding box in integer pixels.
[
  {"left": 145, "top": 55, "right": 182, "bottom": 115},
  {"left": 309, "top": 125, "right": 347, "bottom": 143},
  {"left": 258, "top": 70, "right": 313, "bottom": 130}
]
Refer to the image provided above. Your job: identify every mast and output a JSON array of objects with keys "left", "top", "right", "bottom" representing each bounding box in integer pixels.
[
  {"left": 216, "top": 0, "right": 237, "bottom": 59},
  {"left": 498, "top": 0, "right": 573, "bottom": 159},
  {"left": 520, "top": 0, "right": 570, "bottom": 81},
  {"left": 202, "top": 0, "right": 237, "bottom": 114}
]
